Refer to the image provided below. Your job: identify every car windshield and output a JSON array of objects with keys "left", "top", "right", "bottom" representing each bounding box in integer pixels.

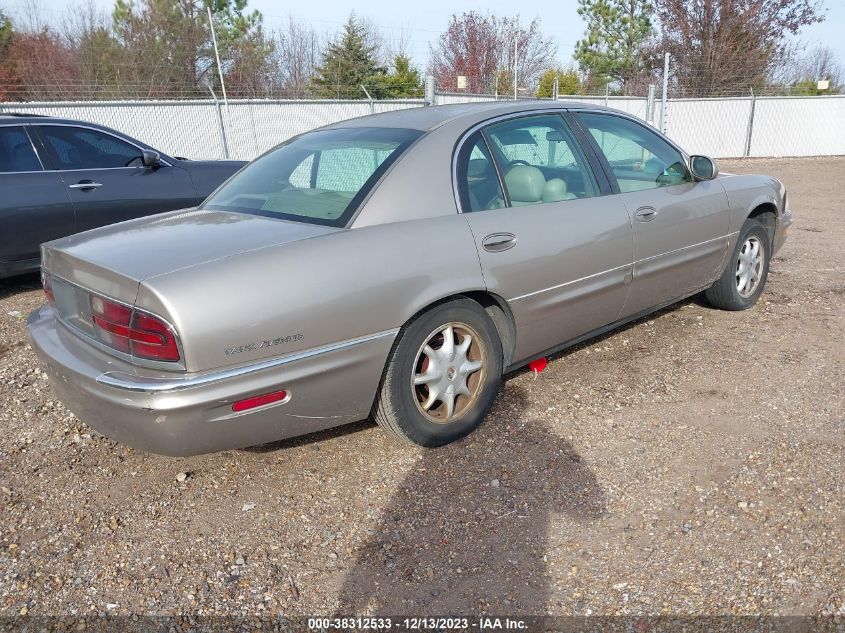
[{"left": 202, "top": 126, "right": 422, "bottom": 227}]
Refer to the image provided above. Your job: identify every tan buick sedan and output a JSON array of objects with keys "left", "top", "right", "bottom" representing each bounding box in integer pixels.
[{"left": 28, "top": 101, "right": 792, "bottom": 455}]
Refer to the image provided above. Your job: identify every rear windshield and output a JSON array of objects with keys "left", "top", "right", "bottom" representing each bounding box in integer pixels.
[{"left": 202, "top": 126, "right": 422, "bottom": 227}]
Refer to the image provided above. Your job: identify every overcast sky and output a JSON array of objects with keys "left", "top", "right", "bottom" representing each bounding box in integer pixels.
[{"left": 7, "top": 0, "right": 845, "bottom": 71}]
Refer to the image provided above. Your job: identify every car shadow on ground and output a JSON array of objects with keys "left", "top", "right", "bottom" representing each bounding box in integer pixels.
[
  {"left": 0, "top": 272, "right": 40, "bottom": 301},
  {"left": 247, "top": 295, "right": 704, "bottom": 455},
  {"left": 332, "top": 384, "right": 606, "bottom": 614},
  {"left": 507, "top": 294, "right": 701, "bottom": 380}
]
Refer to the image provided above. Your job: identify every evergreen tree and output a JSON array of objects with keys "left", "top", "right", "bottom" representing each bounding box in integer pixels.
[
  {"left": 536, "top": 67, "right": 581, "bottom": 97},
  {"left": 312, "top": 14, "right": 387, "bottom": 99},
  {"left": 574, "top": 0, "right": 653, "bottom": 92},
  {"left": 382, "top": 55, "right": 422, "bottom": 98}
]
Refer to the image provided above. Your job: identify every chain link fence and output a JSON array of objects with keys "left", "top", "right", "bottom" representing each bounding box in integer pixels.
[{"left": 2, "top": 93, "right": 843, "bottom": 160}]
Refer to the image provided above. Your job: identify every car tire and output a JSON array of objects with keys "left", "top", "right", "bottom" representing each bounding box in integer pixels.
[
  {"left": 373, "top": 298, "right": 503, "bottom": 447},
  {"left": 705, "top": 219, "right": 771, "bottom": 311}
]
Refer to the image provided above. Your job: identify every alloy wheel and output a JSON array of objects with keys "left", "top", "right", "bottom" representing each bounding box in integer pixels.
[
  {"left": 411, "top": 322, "right": 486, "bottom": 424},
  {"left": 736, "top": 236, "right": 764, "bottom": 298}
]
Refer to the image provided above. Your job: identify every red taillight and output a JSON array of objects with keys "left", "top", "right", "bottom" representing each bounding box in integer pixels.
[
  {"left": 41, "top": 271, "right": 54, "bottom": 303},
  {"left": 232, "top": 390, "right": 289, "bottom": 412},
  {"left": 131, "top": 311, "right": 180, "bottom": 361},
  {"left": 90, "top": 294, "right": 180, "bottom": 362}
]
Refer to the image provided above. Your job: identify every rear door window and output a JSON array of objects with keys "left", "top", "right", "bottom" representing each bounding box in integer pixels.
[
  {"left": 0, "top": 126, "right": 41, "bottom": 173},
  {"left": 456, "top": 132, "right": 505, "bottom": 212}
]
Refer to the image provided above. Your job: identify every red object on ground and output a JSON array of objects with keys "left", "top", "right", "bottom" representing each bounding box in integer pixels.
[{"left": 528, "top": 358, "right": 548, "bottom": 373}]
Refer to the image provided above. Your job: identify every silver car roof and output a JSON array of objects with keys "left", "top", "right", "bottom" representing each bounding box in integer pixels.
[{"left": 325, "top": 100, "right": 608, "bottom": 132}]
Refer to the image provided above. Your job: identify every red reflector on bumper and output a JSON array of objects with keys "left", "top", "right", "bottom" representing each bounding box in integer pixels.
[{"left": 232, "top": 390, "right": 288, "bottom": 412}]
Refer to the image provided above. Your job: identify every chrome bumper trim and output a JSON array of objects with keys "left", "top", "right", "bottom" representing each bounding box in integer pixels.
[{"left": 95, "top": 328, "right": 399, "bottom": 394}]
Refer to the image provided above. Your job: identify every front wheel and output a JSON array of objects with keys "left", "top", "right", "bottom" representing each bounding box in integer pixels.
[
  {"left": 373, "top": 298, "right": 503, "bottom": 447},
  {"left": 705, "top": 219, "right": 770, "bottom": 310}
]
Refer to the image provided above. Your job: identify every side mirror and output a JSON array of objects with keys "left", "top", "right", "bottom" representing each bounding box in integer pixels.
[
  {"left": 141, "top": 150, "right": 161, "bottom": 168},
  {"left": 690, "top": 155, "right": 718, "bottom": 181}
]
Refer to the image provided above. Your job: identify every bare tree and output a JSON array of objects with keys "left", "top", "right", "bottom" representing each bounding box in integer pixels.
[
  {"left": 429, "top": 12, "right": 557, "bottom": 95},
  {"left": 384, "top": 23, "right": 412, "bottom": 61},
  {"left": 11, "top": 0, "right": 48, "bottom": 33},
  {"left": 499, "top": 16, "right": 559, "bottom": 95},
  {"left": 793, "top": 45, "right": 844, "bottom": 86},
  {"left": 269, "top": 16, "right": 323, "bottom": 97},
  {"left": 655, "top": 0, "right": 825, "bottom": 97},
  {"left": 59, "top": 0, "right": 123, "bottom": 99}
]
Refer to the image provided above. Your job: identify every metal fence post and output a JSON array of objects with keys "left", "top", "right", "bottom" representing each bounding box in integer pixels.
[
  {"left": 660, "top": 52, "right": 670, "bottom": 133},
  {"left": 424, "top": 76, "right": 435, "bottom": 106},
  {"left": 361, "top": 84, "right": 374, "bottom": 114},
  {"left": 646, "top": 84, "right": 656, "bottom": 126},
  {"left": 744, "top": 88, "right": 756, "bottom": 158},
  {"left": 206, "top": 87, "right": 230, "bottom": 159}
]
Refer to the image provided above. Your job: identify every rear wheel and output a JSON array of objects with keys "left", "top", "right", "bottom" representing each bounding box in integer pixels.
[
  {"left": 373, "top": 298, "right": 503, "bottom": 447},
  {"left": 705, "top": 219, "right": 770, "bottom": 310}
]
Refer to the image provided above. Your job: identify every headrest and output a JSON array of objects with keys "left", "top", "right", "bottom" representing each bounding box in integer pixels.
[
  {"left": 504, "top": 165, "right": 545, "bottom": 203},
  {"left": 542, "top": 178, "right": 571, "bottom": 202}
]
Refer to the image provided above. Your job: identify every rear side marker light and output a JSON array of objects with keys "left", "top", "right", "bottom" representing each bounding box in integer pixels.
[
  {"left": 232, "top": 390, "right": 289, "bottom": 412},
  {"left": 90, "top": 293, "right": 180, "bottom": 362},
  {"left": 41, "top": 271, "right": 54, "bottom": 303}
]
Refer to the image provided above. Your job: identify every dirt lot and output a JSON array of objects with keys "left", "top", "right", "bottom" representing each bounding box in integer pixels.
[{"left": 0, "top": 157, "right": 843, "bottom": 620}]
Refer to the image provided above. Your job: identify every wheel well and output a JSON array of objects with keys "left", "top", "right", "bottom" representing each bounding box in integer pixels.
[
  {"left": 402, "top": 292, "right": 517, "bottom": 367},
  {"left": 461, "top": 291, "right": 517, "bottom": 367},
  {"left": 748, "top": 204, "right": 777, "bottom": 247}
]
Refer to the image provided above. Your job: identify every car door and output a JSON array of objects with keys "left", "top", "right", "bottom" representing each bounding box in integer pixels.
[
  {"left": 32, "top": 124, "right": 197, "bottom": 233},
  {"left": 0, "top": 124, "right": 75, "bottom": 268},
  {"left": 573, "top": 112, "right": 731, "bottom": 318},
  {"left": 458, "top": 113, "right": 633, "bottom": 365}
]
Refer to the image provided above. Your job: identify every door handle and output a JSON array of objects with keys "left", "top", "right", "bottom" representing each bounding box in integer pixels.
[
  {"left": 482, "top": 233, "right": 517, "bottom": 252},
  {"left": 68, "top": 181, "right": 103, "bottom": 190},
  {"left": 635, "top": 206, "right": 658, "bottom": 222}
]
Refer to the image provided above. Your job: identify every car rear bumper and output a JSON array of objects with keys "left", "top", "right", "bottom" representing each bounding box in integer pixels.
[{"left": 27, "top": 305, "right": 396, "bottom": 456}]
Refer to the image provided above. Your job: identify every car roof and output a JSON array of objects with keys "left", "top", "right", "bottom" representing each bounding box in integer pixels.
[
  {"left": 0, "top": 113, "right": 111, "bottom": 126},
  {"left": 325, "top": 100, "right": 608, "bottom": 132},
  {"left": 0, "top": 113, "right": 52, "bottom": 124},
  {"left": 2, "top": 100, "right": 609, "bottom": 134}
]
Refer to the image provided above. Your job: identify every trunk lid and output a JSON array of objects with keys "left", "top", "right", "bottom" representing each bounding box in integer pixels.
[
  {"left": 44, "top": 208, "right": 340, "bottom": 302},
  {"left": 42, "top": 209, "right": 341, "bottom": 369}
]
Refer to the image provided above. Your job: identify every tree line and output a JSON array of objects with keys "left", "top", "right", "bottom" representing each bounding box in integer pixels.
[{"left": 0, "top": 0, "right": 840, "bottom": 102}]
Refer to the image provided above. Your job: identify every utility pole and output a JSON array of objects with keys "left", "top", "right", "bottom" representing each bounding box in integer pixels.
[
  {"left": 552, "top": 77, "right": 559, "bottom": 101},
  {"left": 207, "top": 6, "right": 228, "bottom": 108},
  {"left": 513, "top": 38, "right": 518, "bottom": 100}
]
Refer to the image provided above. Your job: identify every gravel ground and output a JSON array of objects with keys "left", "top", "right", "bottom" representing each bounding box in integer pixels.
[{"left": 0, "top": 157, "right": 843, "bottom": 620}]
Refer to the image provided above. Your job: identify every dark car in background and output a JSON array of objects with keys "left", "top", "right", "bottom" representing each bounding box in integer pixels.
[{"left": 0, "top": 114, "right": 246, "bottom": 278}]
